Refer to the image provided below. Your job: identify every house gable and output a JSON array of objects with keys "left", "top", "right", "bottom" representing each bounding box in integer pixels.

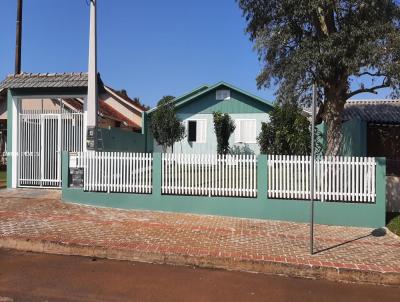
[{"left": 173, "top": 82, "right": 273, "bottom": 115}]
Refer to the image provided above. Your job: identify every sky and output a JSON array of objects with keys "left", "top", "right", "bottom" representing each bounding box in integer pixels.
[{"left": 0, "top": 0, "right": 392, "bottom": 108}]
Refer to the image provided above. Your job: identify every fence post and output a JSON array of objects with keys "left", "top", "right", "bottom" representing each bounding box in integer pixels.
[
  {"left": 257, "top": 154, "right": 268, "bottom": 200},
  {"left": 375, "top": 157, "right": 386, "bottom": 227},
  {"left": 152, "top": 152, "right": 162, "bottom": 198},
  {"left": 61, "top": 151, "right": 70, "bottom": 191}
]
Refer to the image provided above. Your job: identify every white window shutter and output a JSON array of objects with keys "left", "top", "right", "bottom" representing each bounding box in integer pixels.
[
  {"left": 234, "top": 119, "right": 256, "bottom": 143},
  {"left": 235, "top": 120, "right": 241, "bottom": 143},
  {"left": 195, "top": 120, "right": 207, "bottom": 143}
]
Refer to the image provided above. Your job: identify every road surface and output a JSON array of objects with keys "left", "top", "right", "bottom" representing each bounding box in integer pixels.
[{"left": 0, "top": 249, "right": 398, "bottom": 301}]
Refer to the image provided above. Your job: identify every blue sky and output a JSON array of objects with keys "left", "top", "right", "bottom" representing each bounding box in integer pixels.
[{"left": 0, "top": 0, "right": 391, "bottom": 107}]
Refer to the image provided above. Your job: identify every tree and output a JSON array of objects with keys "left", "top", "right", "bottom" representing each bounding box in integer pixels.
[
  {"left": 238, "top": 0, "right": 400, "bottom": 154},
  {"left": 150, "top": 96, "right": 185, "bottom": 152},
  {"left": 258, "top": 102, "right": 323, "bottom": 155},
  {"left": 213, "top": 111, "right": 236, "bottom": 155}
]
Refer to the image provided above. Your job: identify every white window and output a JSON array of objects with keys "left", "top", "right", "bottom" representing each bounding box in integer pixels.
[
  {"left": 216, "top": 90, "right": 230, "bottom": 100},
  {"left": 187, "top": 119, "right": 207, "bottom": 143},
  {"left": 235, "top": 119, "right": 256, "bottom": 143}
]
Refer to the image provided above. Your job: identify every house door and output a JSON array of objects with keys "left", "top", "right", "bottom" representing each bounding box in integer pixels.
[{"left": 17, "top": 110, "right": 84, "bottom": 188}]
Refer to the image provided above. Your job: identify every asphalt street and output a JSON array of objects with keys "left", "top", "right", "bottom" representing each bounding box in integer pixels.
[{"left": 0, "top": 249, "right": 398, "bottom": 302}]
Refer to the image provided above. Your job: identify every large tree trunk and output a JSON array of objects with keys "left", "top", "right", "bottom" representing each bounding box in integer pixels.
[{"left": 323, "top": 83, "right": 347, "bottom": 155}]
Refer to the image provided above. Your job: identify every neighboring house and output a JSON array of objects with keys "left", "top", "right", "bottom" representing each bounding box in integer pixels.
[
  {"left": 319, "top": 99, "right": 400, "bottom": 212},
  {"left": 145, "top": 82, "right": 273, "bottom": 155},
  {"left": 0, "top": 73, "right": 145, "bottom": 133},
  {"left": 0, "top": 73, "right": 148, "bottom": 166},
  {"left": 320, "top": 99, "right": 400, "bottom": 164},
  {"left": 0, "top": 72, "right": 148, "bottom": 188}
]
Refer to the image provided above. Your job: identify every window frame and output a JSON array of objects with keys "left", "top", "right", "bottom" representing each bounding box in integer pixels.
[
  {"left": 187, "top": 119, "right": 207, "bottom": 143},
  {"left": 216, "top": 90, "right": 230, "bottom": 100}
]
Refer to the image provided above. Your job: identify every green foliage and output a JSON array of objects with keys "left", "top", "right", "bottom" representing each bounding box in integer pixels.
[
  {"left": 387, "top": 213, "right": 400, "bottom": 237},
  {"left": 150, "top": 96, "right": 185, "bottom": 152},
  {"left": 258, "top": 102, "right": 323, "bottom": 155},
  {"left": 238, "top": 0, "right": 400, "bottom": 154},
  {"left": 213, "top": 111, "right": 236, "bottom": 155}
]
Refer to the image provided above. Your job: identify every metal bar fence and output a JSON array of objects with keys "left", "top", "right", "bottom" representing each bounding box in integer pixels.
[
  {"left": 161, "top": 153, "right": 257, "bottom": 197},
  {"left": 71, "top": 152, "right": 153, "bottom": 194},
  {"left": 18, "top": 110, "right": 84, "bottom": 188},
  {"left": 267, "top": 155, "right": 376, "bottom": 202}
]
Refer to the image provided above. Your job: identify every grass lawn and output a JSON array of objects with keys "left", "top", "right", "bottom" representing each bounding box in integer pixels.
[
  {"left": 0, "top": 171, "right": 6, "bottom": 182},
  {"left": 387, "top": 213, "right": 400, "bottom": 237}
]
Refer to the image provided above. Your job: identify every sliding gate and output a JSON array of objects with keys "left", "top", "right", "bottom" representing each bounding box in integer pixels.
[{"left": 18, "top": 110, "right": 84, "bottom": 188}]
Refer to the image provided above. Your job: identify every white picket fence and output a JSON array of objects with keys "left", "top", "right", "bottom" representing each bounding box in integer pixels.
[
  {"left": 161, "top": 153, "right": 257, "bottom": 197},
  {"left": 267, "top": 155, "right": 376, "bottom": 202},
  {"left": 71, "top": 152, "right": 152, "bottom": 193}
]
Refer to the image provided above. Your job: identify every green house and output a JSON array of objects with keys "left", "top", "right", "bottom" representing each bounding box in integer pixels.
[{"left": 144, "top": 82, "right": 274, "bottom": 155}]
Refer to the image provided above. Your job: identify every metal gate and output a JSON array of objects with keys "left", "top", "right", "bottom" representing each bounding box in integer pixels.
[{"left": 18, "top": 110, "right": 84, "bottom": 188}]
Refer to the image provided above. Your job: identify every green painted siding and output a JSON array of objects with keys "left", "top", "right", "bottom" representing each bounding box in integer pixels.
[
  {"left": 100, "top": 128, "right": 146, "bottom": 152},
  {"left": 177, "top": 88, "right": 272, "bottom": 115},
  {"left": 318, "top": 120, "right": 367, "bottom": 156},
  {"left": 341, "top": 119, "right": 367, "bottom": 156},
  {"left": 62, "top": 152, "right": 386, "bottom": 228},
  {"left": 153, "top": 113, "right": 269, "bottom": 154}
]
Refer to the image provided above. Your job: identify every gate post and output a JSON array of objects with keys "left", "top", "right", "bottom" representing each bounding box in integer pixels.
[
  {"left": 375, "top": 157, "right": 387, "bottom": 227},
  {"left": 61, "top": 151, "right": 70, "bottom": 191},
  {"left": 7, "top": 89, "right": 18, "bottom": 188},
  {"left": 257, "top": 154, "right": 268, "bottom": 201},
  {"left": 152, "top": 152, "right": 162, "bottom": 198}
]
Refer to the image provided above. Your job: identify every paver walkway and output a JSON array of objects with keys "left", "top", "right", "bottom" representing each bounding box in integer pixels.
[{"left": 0, "top": 189, "right": 399, "bottom": 285}]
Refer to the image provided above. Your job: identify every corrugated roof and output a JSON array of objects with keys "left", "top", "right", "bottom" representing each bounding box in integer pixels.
[
  {"left": 342, "top": 99, "right": 400, "bottom": 124},
  {"left": 0, "top": 72, "right": 88, "bottom": 89}
]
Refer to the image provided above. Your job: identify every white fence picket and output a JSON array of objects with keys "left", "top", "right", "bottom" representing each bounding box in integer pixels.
[
  {"left": 160, "top": 153, "right": 257, "bottom": 198},
  {"left": 73, "top": 151, "right": 152, "bottom": 194},
  {"left": 267, "top": 155, "right": 376, "bottom": 203}
]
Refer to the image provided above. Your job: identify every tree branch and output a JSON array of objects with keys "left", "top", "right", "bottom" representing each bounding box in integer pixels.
[
  {"left": 346, "top": 79, "right": 391, "bottom": 99},
  {"left": 355, "top": 70, "right": 384, "bottom": 77}
]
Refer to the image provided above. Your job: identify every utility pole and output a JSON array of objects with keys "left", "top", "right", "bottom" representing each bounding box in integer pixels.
[
  {"left": 85, "top": 0, "right": 98, "bottom": 150},
  {"left": 310, "top": 83, "right": 317, "bottom": 255},
  {"left": 15, "top": 0, "right": 23, "bottom": 74}
]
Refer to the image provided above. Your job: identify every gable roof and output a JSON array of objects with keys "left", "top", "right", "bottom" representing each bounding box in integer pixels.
[
  {"left": 103, "top": 85, "right": 146, "bottom": 112},
  {"left": 0, "top": 72, "right": 88, "bottom": 89},
  {"left": 342, "top": 99, "right": 400, "bottom": 124},
  {"left": 148, "top": 81, "right": 273, "bottom": 113},
  {"left": 54, "top": 97, "right": 141, "bottom": 130}
]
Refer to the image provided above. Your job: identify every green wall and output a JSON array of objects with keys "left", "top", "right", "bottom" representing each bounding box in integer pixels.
[
  {"left": 100, "top": 127, "right": 146, "bottom": 153},
  {"left": 341, "top": 119, "right": 367, "bottom": 156},
  {"left": 318, "top": 119, "right": 367, "bottom": 156},
  {"left": 62, "top": 152, "right": 386, "bottom": 228}
]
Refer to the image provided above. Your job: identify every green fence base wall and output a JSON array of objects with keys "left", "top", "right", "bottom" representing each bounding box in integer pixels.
[{"left": 62, "top": 153, "right": 386, "bottom": 228}]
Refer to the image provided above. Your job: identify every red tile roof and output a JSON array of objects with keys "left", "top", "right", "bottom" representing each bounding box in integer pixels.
[{"left": 99, "top": 100, "right": 141, "bottom": 130}]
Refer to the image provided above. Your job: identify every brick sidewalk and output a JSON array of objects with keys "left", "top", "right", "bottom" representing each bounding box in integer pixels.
[{"left": 0, "top": 189, "right": 399, "bottom": 285}]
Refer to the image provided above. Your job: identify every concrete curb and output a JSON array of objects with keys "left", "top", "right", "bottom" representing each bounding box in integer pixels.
[{"left": 1, "top": 237, "right": 399, "bottom": 287}]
